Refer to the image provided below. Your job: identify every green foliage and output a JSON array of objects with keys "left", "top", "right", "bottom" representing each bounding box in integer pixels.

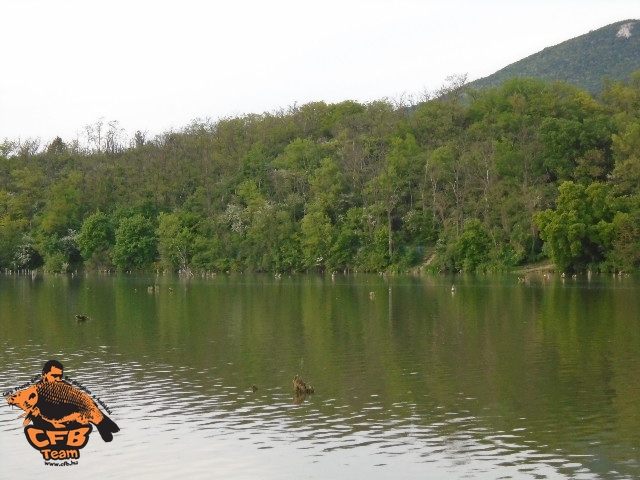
[
  {"left": 44, "top": 252, "right": 70, "bottom": 273},
  {"left": 471, "top": 20, "right": 640, "bottom": 95},
  {"left": 454, "top": 219, "right": 492, "bottom": 272},
  {"left": 77, "top": 211, "right": 115, "bottom": 268},
  {"left": 308, "top": 158, "right": 347, "bottom": 220},
  {"left": 358, "top": 223, "right": 390, "bottom": 272},
  {"left": 300, "top": 211, "right": 333, "bottom": 270},
  {"left": 112, "top": 214, "right": 158, "bottom": 271},
  {"left": 10, "top": 235, "right": 42, "bottom": 270},
  {"left": 535, "top": 181, "right": 615, "bottom": 272},
  {"left": 38, "top": 171, "right": 85, "bottom": 236},
  {"left": 608, "top": 211, "right": 640, "bottom": 272},
  {"left": 2, "top": 70, "right": 640, "bottom": 274},
  {"left": 610, "top": 122, "right": 640, "bottom": 195},
  {"left": 329, "top": 208, "right": 364, "bottom": 271},
  {"left": 156, "top": 211, "right": 199, "bottom": 272}
]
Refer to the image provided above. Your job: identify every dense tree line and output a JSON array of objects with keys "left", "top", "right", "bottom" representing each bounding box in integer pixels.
[{"left": 2, "top": 73, "right": 640, "bottom": 274}]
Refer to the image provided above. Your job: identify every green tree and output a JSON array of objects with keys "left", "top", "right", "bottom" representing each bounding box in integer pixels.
[
  {"left": 9, "top": 234, "right": 42, "bottom": 270},
  {"left": 77, "top": 211, "right": 115, "bottom": 268},
  {"left": 369, "top": 133, "right": 424, "bottom": 260},
  {"left": 329, "top": 208, "right": 364, "bottom": 272},
  {"left": 454, "top": 218, "right": 492, "bottom": 272},
  {"left": 272, "top": 137, "right": 331, "bottom": 202},
  {"left": 8, "top": 167, "right": 47, "bottom": 222},
  {"left": 156, "top": 211, "right": 199, "bottom": 272},
  {"left": 610, "top": 122, "right": 640, "bottom": 195},
  {"left": 112, "top": 214, "right": 158, "bottom": 271},
  {"left": 609, "top": 210, "right": 640, "bottom": 272},
  {"left": 38, "top": 171, "right": 85, "bottom": 237},
  {"left": 300, "top": 210, "right": 333, "bottom": 270},
  {"left": 308, "top": 157, "right": 346, "bottom": 220},
  {"left": 5, "top": 75, "right": 640, "bottom": 275},
  {"left": 244, "top": 203, "right": 300, "bottom": 272},
  {"left": 535, "top": 181, "right": 614, "bottom": 272}
]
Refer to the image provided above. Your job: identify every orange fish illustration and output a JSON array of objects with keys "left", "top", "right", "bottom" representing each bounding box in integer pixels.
[{"left": 7, "top": 381, "right": 120, "bottom": 442}]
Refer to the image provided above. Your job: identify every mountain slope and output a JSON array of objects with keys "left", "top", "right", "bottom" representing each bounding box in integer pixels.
[{"left": 470, "top": 19, "right": 640, "bottom": 93}]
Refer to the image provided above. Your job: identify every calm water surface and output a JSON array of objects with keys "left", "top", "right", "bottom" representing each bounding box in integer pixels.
[{"left": 1, "top": 272, "right": 639, "bottom": 479}]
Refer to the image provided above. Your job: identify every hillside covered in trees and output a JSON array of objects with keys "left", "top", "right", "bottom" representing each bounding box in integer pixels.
[
  {"left": 471, "top": 19, "right": 640, "bottom": 94},
  {"left": 2, "top": 72, "right": 640, "bottom": 275}
]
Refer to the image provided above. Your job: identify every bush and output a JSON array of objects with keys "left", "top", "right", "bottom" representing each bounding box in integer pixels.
[{"left": 44, "top": 252, "right": 69, "bottom": 273}]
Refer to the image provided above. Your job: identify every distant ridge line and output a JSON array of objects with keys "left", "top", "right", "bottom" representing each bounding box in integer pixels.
[{"left": 469, "top": 19, "right": 640, "bottom": 94}]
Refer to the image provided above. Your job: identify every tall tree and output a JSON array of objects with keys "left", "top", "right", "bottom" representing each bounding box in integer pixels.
[{"left": 112, "top": 214, "right": 158, "bottom": 271}]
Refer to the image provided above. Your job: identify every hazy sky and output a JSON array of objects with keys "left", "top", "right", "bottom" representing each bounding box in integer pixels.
[{"left": 1, "top": 0, "right": 638, "bottom": 144}]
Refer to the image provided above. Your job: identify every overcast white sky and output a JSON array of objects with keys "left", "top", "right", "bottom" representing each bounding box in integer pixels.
[{"left": 1, "top": 0, "right": 638, "bottom": 144}]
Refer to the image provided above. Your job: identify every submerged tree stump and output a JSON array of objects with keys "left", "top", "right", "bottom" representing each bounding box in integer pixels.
[{"left": 293, "top": 374, "right": 314, "bottom": 394}]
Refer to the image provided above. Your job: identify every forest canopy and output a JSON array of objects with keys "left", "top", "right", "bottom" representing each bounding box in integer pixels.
[{"left": 2, "top": 72, "right": 640, "bottom": 275}]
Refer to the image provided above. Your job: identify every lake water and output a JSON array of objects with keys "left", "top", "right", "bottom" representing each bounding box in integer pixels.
[{"left": 1, "top": 272, "right": 639, "bottom": 479}]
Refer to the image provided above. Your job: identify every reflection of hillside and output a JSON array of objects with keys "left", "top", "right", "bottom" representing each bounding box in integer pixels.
[{"left": 1, "top": 273, "right": 640, "bottom": 477}]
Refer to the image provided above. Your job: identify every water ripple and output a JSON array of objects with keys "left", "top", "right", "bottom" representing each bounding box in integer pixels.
[{"left": 1, "top": 335, "right": 639, "bottom": 479}]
